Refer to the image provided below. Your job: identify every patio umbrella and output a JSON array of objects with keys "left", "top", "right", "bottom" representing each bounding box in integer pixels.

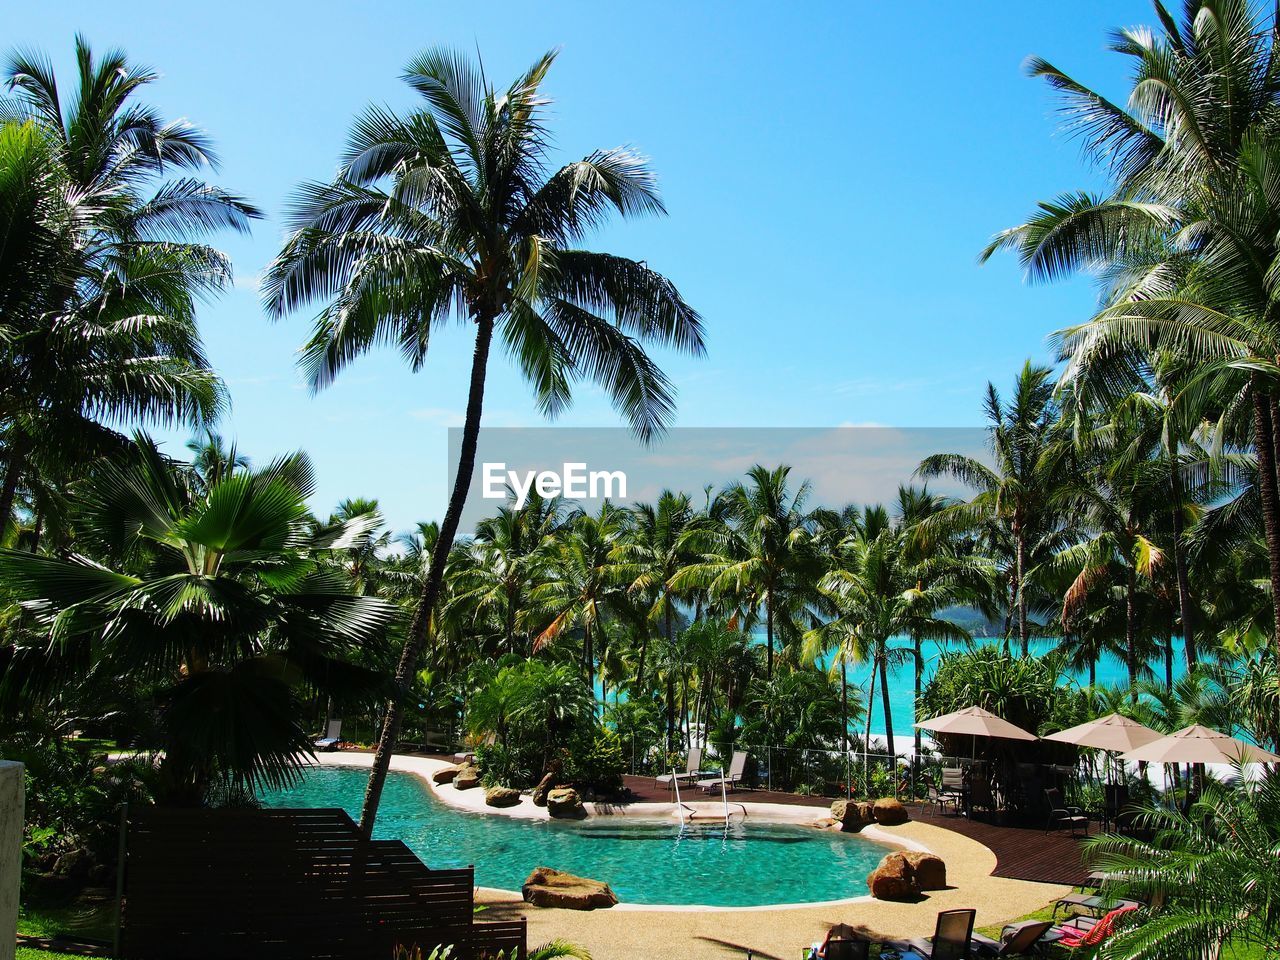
[
  {"left": 1044, "top": 713, "right": 1162, "bottom": 752},
  {"left": 1044, "top": 713, "right": 1163, "bottom": 785},
  {"left": 1119, "top": 724, "right": 1280, "bottom": 765},
  {"left": 914, "top": 705, "right": 1037, "bottom": 760}
]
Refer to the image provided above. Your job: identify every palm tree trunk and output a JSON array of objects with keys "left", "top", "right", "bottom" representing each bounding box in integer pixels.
[
  {"left": 0, "top": 434, "right": 28, "bottom": 538},
  {"left": 840, "top": 658, "right": 849, "bottom": 754},
  {"left": 913, "top": 634, "right": 923, "bottom": 760},
  {"left": 1014, "top": 521, "right": 1029, "bottom": 656},
  {"left": 766, "top": 599, "right": 774, "bottom": 680},
  {"left": 879, "top": 653, "right": 895, "bottom": 759},
  {"left": 1125, "top": 563, "right": 1139, "bottom": 699},
  {"left": 1169, "top": 465, "right": 1196, "bottom": 669},
  {"left": 1251, "top": 382, "right": 1280, "bottom": 668},
  {"left": 358, "top": 314, "right": 494, "bottom": 839}
]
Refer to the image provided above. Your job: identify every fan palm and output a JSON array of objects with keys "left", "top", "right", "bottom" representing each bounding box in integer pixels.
[
  {"left": 0, "top": 435, "right": 397, "bottom": 802},
  {"left": 263, "top": 48, "right": 703, "bottom": 835},
  {"left": 0, "top": 37, "right": 259, "bottom": 530}
]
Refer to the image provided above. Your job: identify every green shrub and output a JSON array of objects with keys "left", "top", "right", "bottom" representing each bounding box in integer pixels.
[
  {"left": 560, "top": 728, "right": 625, "bottom": 796},
  {"left": 474, "top": 742, "right": 537, "bottom": 789}
]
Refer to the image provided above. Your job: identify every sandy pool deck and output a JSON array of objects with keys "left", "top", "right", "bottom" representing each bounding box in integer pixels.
[{"left": 316, "top": 752, "right": 1070, "bottom": 959}]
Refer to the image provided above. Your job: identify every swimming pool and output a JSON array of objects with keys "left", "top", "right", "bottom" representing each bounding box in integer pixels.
[{"left": 259, "top": 765, "right": 892, "bottom": 907}]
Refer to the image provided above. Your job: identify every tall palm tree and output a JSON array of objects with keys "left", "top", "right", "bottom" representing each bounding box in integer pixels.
[
  {"left": 613, "top": 490, "right": 706, "bottom": 688},
  {"left": 0, "top": 37, "right": 259, "bottom": 530},
  {"left": 919, "top": 362, "right": 1073, "bottom": 654},
  {"left": 532, "top": 503, "right": 627, "bottom": 695},
  {"left": 0, "top": 435, "right": 396, "bottom": 802},
  {"left": 264, "top": 49, "right": 703, "bottom": 835},
  {"left": 675, "top": 465, "right": 817, "bottom": 679},
  {"left": 981, "top": 0, "right": 1280, "bottom": 665}
]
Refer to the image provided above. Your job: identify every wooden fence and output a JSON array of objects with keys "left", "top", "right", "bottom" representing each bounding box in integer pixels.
[{"left": 116, "top": 806, "right": 526, "bottom": 960}]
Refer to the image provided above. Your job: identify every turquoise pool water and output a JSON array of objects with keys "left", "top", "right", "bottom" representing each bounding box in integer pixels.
[{"left": 259, "top": 766, "right": 891, "bottom": 906}]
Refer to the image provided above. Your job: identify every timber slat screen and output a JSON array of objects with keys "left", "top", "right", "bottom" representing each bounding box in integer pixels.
[{"left": 118, "top": 807, "right": 526, "bottom": 960}]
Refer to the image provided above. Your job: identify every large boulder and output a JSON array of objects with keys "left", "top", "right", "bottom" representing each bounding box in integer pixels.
[
  {"left": 485, "top": 786, "right": 521, "bottom": 808},
  {"left": 873, "top": 797, "right": 910, "bottom": 826},
  {"left": 531, "top": 768, "right": 559, "bottom": 807},
  {"left": 454, "top": 763, "right": 481, "bottom": 790},
  {"left": 902, "top": 851, "right": 947, "bottom": 891},
  {"left": 432, "top": 765, "right": 461, "bottom": 784},
  {"left": 547, "top": 787, "right": 585, "bottom": 819},
  {"left": 866, "top": 852, "right": 921, "bottom": 902},
  {"left": 522, "top": 866, "right": 618, "bottom": 909},
  {"left": 830, "top": 799, "right": 876, "bottom": 832}
]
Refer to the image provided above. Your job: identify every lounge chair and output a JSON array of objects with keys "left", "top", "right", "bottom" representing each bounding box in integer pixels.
[
  {"left": 314, "top": 719, "right": 342, "bottom": 752},
  {"left": 699, "top": 750, "right": 748, "bottom": 792},
  {"left": 654, "top": 747, "right": 705, "bottom": 790},
  {"left": 886, "top": 908, "right": 976, "bottom": 960},
  {"left": 1053, "top": 904, "right": 1139, "bottom": 950},
  {"left": 1044, "top": 787, "right": 1088, "bottom": 835},
  {"left": 970, "top": 920, "right": 1053, "bottom": 957}
]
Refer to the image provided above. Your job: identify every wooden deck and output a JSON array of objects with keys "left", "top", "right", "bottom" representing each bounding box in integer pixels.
[{"left": 619, "top": 775, "right": 1089, "bottom": 886}]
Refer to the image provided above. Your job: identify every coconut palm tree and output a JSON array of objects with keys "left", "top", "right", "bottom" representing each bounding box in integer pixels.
[
  {"left": 918, "top": 363, "right": 1074, "bottom": 654},
  {"left": 613, "top": 490, "right": 706, "bottom": 688},
  {"left": 0, "top": 435, "right": 397, "bottom": 803},
  {"left": 674, "top": 465, "right": 818, "bottom": 679},
  {"left": 981, "top": 0, "right": 1280, "bottom": 665},
  {"left": 263, "top": 48, "right": 703, "bottom": 835},
  {"left": 0, "top": 37, "right": 259, "bottom": 530}
]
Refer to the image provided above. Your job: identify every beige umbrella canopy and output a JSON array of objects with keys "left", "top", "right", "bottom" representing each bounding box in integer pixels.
[
  {"left": 1044, "top": 713, "right": 1162, "bottom": 752},
  {"left": 914, "top": 706, "right": 1038, "bottom": 742},
  {"left": 1119, "top": 724, "right": 1280, "bottom": 765}
]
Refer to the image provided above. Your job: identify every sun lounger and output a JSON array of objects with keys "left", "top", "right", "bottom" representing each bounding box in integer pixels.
[
  {"left": 970, "top": 919, "right": 1054, "bottom": 957},
  {"left": 1052, "top": 905, "right": 1139, "bottom": 950},
  {"left": 654, "top": 746, "right": 707, "bottom": 789},
  {"left": 1053, "top": 893, "right": 1142, "bottom": 919},
  {"left": 886, "top": 908, "right": 976, "bottom": 960},
  {"left": 314, "top": 719, "right": 342, "bottom": 751},
  {"left": 698, "top": 750, "right": 748, "bottom": 792}
]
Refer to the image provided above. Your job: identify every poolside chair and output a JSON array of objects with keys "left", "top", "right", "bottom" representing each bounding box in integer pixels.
[
  {"left": 1044, "top": 787, "right": 1088, "bottom": 835},
  {"left": 1053, "top": 905, "right": 1139, "bottom": 950},
  {"left": 699, "top": 750, "right": 748, "bottom": 792},
  {"left": 654, "top": 746, "right": 704, "bottom": 790},
  {"left": 923, "top": 778, "right": 963, "bottom": 818},
  {"left": 970, "top": 920, "right": 1053, "bottom": 958},
  {"left": 968, "top": 776, "right": 1001, "bottom": 822},
  {"left": 1103, "top": 783, "right": 1137, "bottom": 833},
  {"left": 807, "top": 923, "right": 870, "bottom": 960},
  {"left": 314, "top": 719, "right": 342, "bottom": 752},
  {"left": 886, "top": 908, "right": 976, "bottom": 960}
]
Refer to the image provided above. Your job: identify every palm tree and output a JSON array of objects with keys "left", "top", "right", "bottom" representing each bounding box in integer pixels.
[
  {"left": 0, "top": 435, "right": 396, "bottom": 803},
  {"left": 613, "top": 490, "right": 706, "bottom": 688},
  {"left": 981, "top": 0, "right": 1280, "bottom": 665},
  {"left": 675, "top": 465, "right": 817, "bottom": 679},
  {"left": 1088, "top": 775, "right": 1280, "bottom": 960},
  {"left": 919, "top": 362, "right": 1073, "bottom": 654},
  {"left": 185, "top": 429, "right": 251, "bottom": 492},
  {"left": 264, "top": 48, "right": 703, "bottom": 835},
  {"left": 532, "top": 503, "right": 627, "bottom": 695},
  {"left": 0, "top": 37, "right": 259, "bottom": 530}
]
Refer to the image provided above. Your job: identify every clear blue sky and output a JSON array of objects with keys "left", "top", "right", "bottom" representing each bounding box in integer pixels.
[{"left": 11, "top": 1, "right": 1151, "bottom": 531}]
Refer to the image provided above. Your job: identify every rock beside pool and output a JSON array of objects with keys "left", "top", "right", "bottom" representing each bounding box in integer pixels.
[
  {"left": 433, "top": 765, "right": 461, "bottom": 784},
  {"left": 485, "top": 786, "right": 522, "bottom": 808},
  {"left": 902, "top": 851, "right": 947, "bottom": 891},
  {"left": 547, "top": 787, "right": 586, "bottom": 819},
  {"left": 867, "top": 852, "right": 921, "bottom": 902},
  {"left": 830, "top": 799, "right": 876, "bottom": 832},
  {"left": 873, "top": 797, "right": 910, "bottom": 826},
  {"left": 454, "top": 763, "right": 481, "bottom": 790},
  {"left": 522, "top": 866, "right": 618, "bottom": 910},
  {"left": 531, "top": 768, "right": 559, "bottom": 807}
]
